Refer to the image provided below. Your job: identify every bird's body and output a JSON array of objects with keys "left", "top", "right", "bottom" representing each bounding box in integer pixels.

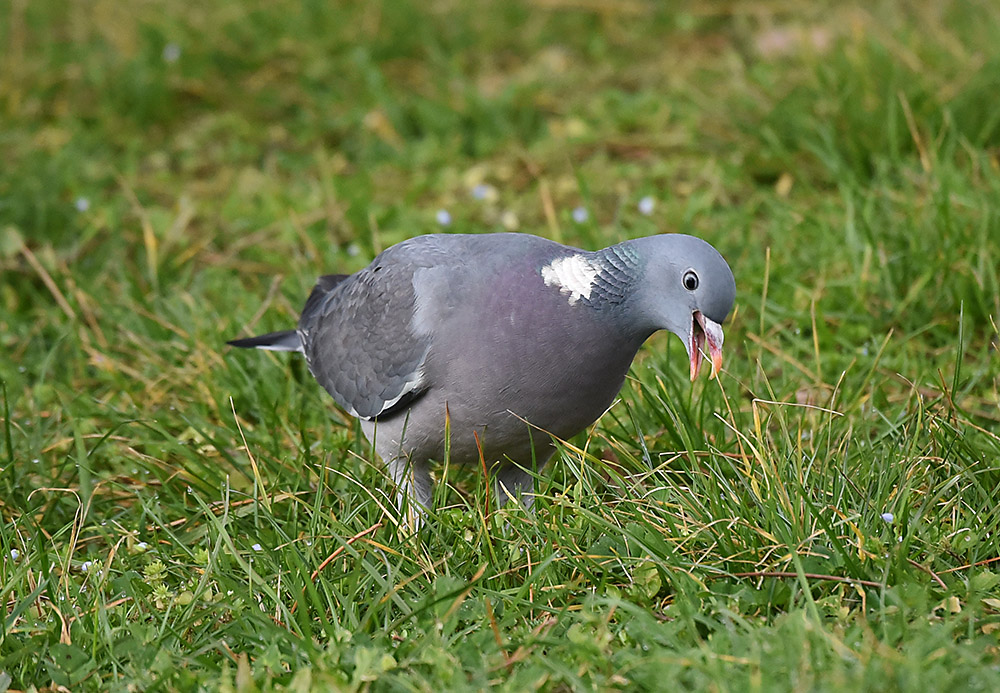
[{"left": 229, "top": 232, "right": 735, "bottom": 521}]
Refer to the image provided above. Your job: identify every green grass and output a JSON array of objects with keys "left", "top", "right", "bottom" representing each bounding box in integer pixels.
[{"left": 3, "top": 0, "right": 1000, "bottom": 690}]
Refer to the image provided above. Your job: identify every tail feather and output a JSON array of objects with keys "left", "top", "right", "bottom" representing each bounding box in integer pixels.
[{"left": 226, "top": 330, "right": 302, "bottom": 352}]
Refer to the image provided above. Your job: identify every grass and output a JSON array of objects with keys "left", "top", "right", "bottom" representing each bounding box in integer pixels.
[{"left": 2, "top": 0, "right": 1000, "bottom": 690}]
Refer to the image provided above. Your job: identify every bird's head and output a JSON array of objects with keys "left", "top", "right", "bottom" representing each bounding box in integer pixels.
[{"left": 628, "top": 234, "right": 736, "bottom": 380}]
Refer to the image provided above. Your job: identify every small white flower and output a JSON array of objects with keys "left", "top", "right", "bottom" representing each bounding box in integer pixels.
[
  {"left": 572, "top": 206, "right": 589, "bottom": 223},
  {"left": 638, "top": 196, "right": 655, "bottom": 215},
  {"left": 881, "top": 512, "right": 894, "bottom": 523},
  {"left": 9, "top": 549, "right": 19, "bottom": 561},
  {"left": 435, "top": 209, "right": 452, "bottom": 226},
  {"left": 162, "top": 43, "right": 181, "bottom": 63},
  {"left": 251, "top": 543, "right": 263, "bottom": 552},
  {"left": 80, "top": 560, "right": 94, "bottom": 573},
  {"left": 136, "top": 541, "right": 149, "bottom": 552},
  {"left": 75, "top": 197, "right": 90, "bottom": 212}
]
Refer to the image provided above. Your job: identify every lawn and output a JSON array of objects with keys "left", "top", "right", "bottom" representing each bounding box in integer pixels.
[{"left": 2, "top": 0, "right": 999, "bottom": 690}]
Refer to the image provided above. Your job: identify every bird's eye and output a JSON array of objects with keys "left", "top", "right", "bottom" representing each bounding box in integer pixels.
[{"left": 682, "top": 269, "right": 699, "bottom": 291}]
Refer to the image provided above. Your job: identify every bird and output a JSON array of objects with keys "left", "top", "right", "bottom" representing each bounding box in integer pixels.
[{"left": 228, "top": 232, "right": 735, "bottom": 525}]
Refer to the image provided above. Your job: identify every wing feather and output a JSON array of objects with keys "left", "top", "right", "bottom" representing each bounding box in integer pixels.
[{"left": 297, "top": 241, "right": 447, "bottom": 420}]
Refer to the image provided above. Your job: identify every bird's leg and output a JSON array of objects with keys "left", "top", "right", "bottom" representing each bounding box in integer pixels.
[
  {"left": 387, "top": 455, "right": 433, "bottom": 529},
  {"left": 494, "top": 461, "right": 537, "bottom": 511}
]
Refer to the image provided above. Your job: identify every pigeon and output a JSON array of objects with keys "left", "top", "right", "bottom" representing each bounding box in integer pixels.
[{"left": 228, "top": 232, "right": 735, "bottom": 523}]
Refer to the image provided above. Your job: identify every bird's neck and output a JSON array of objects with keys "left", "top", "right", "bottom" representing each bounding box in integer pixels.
[{"left": 581, "top": 243, "right": 643, "bottom": 309}]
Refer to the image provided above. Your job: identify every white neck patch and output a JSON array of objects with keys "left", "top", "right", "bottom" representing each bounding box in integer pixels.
[{"left": 541, "top": 254, "right": 598, "bottom": 305}]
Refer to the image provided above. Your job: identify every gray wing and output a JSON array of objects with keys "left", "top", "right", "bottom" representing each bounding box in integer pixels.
[{"left": 297, "top": 240, "right": 447, "bottom": 420}]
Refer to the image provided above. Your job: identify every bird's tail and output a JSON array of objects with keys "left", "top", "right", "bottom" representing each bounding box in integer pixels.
[{"left": 226, "top": 330, "right": 302, "bottom": 352}]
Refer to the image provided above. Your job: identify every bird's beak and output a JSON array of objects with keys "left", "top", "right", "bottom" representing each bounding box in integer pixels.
[{"left": 689, "top": 311, "right": 725, "bottom": 381}]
